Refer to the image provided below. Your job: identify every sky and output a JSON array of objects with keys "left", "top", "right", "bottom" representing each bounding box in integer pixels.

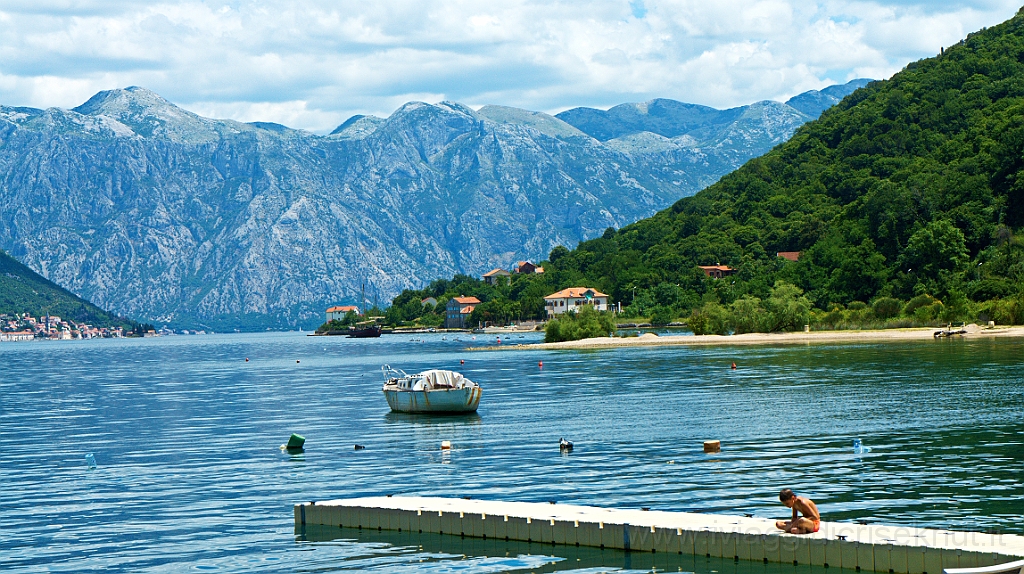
[{"left": 0, "top": 1, "right": 1020, "bottom": 133}]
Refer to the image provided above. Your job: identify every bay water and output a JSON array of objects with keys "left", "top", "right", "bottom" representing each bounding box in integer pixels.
[{"left": 1, "top": 332, "right": 1021, "bottom": 573}]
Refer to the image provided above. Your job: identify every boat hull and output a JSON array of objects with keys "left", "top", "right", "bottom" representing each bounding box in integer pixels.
[
  {"left": 383, "top": 387, "right": 482, "bottom": 413},
  {"left": 348, "top": 326, "right": 381, "bottom": 338}
]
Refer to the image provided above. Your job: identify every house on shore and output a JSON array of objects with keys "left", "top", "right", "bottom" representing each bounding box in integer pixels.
[
  {"left": 421, "top": 297, "right": 438, "bottom": 308},
  {"left": 698, "top": 265, "right": 736, "bottom": 279},
  {"left": 445, "top": 296, "right": 481, "bottom": 329},
  {"left": 544, "top": 287, "right": 609, "bottom": 317},
  {"left": 777, "top": 251, "right": 801, "bottom": 262},
  {"left": 326, "top": 305, "right": 360, "bottom": 322}
]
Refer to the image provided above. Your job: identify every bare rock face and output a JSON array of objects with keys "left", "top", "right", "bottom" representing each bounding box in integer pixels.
[{"left": 0, "top": 83, "right": 867, "bottom": 329}]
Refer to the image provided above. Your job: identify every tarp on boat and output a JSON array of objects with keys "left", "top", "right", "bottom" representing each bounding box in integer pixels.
[{"left": 420, "top": 370, "right": 471, "bottom": 389}]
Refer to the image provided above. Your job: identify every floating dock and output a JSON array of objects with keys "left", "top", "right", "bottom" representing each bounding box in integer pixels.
[{"left": 294, "top": 497, "right": 1024, "bottom": 574}]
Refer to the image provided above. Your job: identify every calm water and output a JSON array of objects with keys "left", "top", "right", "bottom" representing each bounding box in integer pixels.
[{"left": 1, "top": 332, "right": 1022, "bottom": 573}]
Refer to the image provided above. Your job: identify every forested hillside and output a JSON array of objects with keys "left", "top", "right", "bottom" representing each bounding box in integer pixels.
[
  {"left": 563, "top": 8, "right": 1024, "bottom": 326},
  {"left": 0, "top": 250, "right": 135, "bottom": 328},
  {"left": 389, "top": 9, "right": 1024, "bottom": 330}
]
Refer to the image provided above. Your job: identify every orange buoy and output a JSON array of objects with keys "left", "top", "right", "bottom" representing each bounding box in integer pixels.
[
  {"left": 538, "top": 361, "right": 543, "bottom": 368},
  {"left": 731, "top": 362, "right": 736, "bottom": 369},
  {"left": 460, "top": 359, "right": 464, "bottom": 365},
  {"left": 245, "top": 358, "right": 249, "bottom": 362}
]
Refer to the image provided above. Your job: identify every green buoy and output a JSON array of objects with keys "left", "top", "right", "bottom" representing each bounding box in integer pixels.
[{"left": 282, "top": 433, "right": 305, "bottom": 451}]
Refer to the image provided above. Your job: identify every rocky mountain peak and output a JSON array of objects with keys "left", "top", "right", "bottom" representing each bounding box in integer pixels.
[
  {"left": 73, "top": 86, "right": 178, "bottom": 116},
  {"left": 329, "top": 114, "right": 385, "bottom": 139},
  {"left": 476, "top": 105, "right": 587, "bottom": 139},
  {"left": 71, "top": 86, "right": 228, "bottom": 143}
]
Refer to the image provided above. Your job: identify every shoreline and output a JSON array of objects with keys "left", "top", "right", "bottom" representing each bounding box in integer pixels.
[{"left": 476, "top": 324, "right": 1024, "bottom": 350}]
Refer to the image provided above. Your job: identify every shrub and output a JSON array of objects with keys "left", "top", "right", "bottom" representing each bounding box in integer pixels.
[
  {"left": 872, "top": 297, "right": 903, "bottom": 320},
  {"left": 649, "top": 306, "right": 675, "bottom": 326},
  {"left": 904, "top": 294, "right": 939, "bottom": 317},
  {"left": 913, "top": 302, "right": 943, "bottom": 323},
  {"left": 977, "top": 297, "right": 1024, "bottom": 325}
]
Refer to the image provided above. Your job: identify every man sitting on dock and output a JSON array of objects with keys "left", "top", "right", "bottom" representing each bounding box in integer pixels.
[{"left": 775, "top": 488, "right": 820, "bottom": 534}]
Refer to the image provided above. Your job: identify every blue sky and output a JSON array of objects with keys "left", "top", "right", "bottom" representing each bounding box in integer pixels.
[{"left": 0, "top": 1, "right": 1020, "bottom": 132}]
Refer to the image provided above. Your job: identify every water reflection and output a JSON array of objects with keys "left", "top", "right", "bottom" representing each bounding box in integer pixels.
[
  {"left": 385, "top": 412, "right": 485, "bottom": 427},
  {"left": 297, "top": 525, "right": 856, "bottom": 574}
]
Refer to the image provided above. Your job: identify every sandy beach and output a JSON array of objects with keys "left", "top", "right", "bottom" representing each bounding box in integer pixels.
[{"left": 480, "top": 324, "right": 1024, "bottom": 350}]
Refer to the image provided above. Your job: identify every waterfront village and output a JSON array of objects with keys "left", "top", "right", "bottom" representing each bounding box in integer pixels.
[
  {"left": 0, "top": 312, "right": 126, "bottom": 341},
  {"left": 324, "top": 260, "right": 741, "bottom": 330}
]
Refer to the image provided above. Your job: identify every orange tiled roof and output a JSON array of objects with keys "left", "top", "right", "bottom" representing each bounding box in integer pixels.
[
  {"left": 452, "top": 296, "right": 481, "bottom": 304},
  {"left": 544, "top": 287, "right": 608, "bottom": 300},
  {"left": 777, "top": 251, "right": 801, "bottom": 261},
  {"left": 482, "top": 268, "right": 511, "bottom": 277},
  {"left": 326, "top": 305, "right": 359, "bottom": 313}
]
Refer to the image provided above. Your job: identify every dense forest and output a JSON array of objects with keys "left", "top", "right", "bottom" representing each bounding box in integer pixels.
[{"left": 386, "top": 9, "right": 1024, "bottom": 331}]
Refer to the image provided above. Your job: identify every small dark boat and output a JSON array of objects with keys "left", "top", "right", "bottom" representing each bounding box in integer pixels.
[
  {"left": 348, "top": 322, "right": 382, "bottom": 338},
  {"left": 934, "top": 322, "right": 967, "bottom": 338}
]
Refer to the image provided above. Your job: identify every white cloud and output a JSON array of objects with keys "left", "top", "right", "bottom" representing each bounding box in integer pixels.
[{"left": 0, "top": 0, "right": 1019, "bottom": 132}]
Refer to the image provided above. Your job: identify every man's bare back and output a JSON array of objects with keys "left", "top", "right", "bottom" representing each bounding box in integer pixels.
[{"left": 775, "top": 488, "right": 820, "bottom": 534}]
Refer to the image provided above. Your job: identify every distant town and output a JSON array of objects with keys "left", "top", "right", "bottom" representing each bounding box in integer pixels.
[
  {"left": 0, "top": 314, "right": 218, "bottom": 341},
  {"left": 0, "top": 313, "right": 127, "bottom": 341}
]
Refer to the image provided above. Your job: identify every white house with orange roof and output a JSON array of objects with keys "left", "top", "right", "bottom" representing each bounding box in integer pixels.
[
  {"left": 445, "top": 296, "right": 481, "bottom": 329},
  {"left": 543, "top": 287, "right": 609, "bottom": 317},
  {"left": 326, "top": 305, "right": 360, "bottom": 322}
]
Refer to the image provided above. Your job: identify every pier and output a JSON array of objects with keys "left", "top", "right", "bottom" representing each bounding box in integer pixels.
[{"left": 294, "top": 497, "right": 1024, "bottom": 574}]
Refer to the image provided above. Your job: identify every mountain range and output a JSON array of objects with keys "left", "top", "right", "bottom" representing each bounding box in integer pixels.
[{"left": 0, "top": 79, "right": 869, "bottom": 329}]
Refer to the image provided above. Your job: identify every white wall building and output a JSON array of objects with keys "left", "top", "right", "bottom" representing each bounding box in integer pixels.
[{"left": 543, "top": 287, "right": 609, "bottom": 317}]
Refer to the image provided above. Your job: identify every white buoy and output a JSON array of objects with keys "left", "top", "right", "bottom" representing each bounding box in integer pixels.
[{"left": 440, "top": 440, "right": 451, "bottom": 450}]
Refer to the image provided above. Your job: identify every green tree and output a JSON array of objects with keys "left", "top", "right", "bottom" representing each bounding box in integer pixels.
[
  {"left": 544, "top": 306, "right": 616, "bottom": 342},
  {"left": 899, "top": 220, "right": 969, "bottom": 293},
  {"left": 649, "top": 305, "right": 675, "bottom": 326},
  {"left": 688, "top": 302, "right": 730, "bottom": 335},
  {"left": 730, "top": 296, "right": 765, "bottom": 334},
  {"left": 765, "top": 281, "right": 812, "bottom": 332}
]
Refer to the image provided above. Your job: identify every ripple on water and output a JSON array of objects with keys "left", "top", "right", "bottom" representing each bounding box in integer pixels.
[{"left": 1, "top": 333, "right": 1022, "bottom": 573}]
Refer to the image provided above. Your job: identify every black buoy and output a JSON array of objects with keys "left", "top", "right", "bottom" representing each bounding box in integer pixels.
[
  {"left": 354, "top": 444, "right": 366, "bottom": 450},
  {"left": 559, "top": 438, "right": 573, "bottom": 453}
]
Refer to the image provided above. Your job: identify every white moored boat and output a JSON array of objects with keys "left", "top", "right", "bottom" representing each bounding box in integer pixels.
[{"left": 381, "top": 365, "right": 482, "bottom": 413}]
